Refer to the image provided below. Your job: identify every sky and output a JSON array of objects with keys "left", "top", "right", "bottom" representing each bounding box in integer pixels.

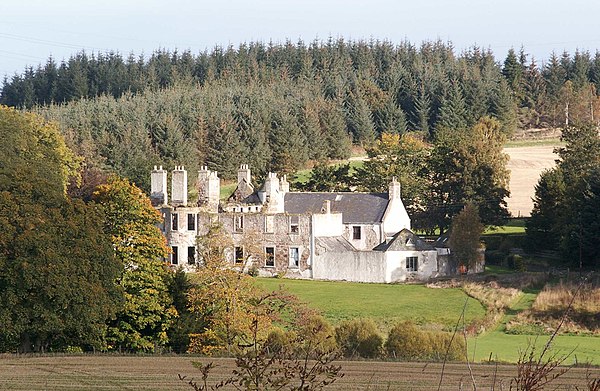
[{"left": 2, "top": 0, "right": 600, "bottom": 78}]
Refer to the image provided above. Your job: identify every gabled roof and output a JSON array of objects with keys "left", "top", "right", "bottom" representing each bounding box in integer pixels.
[
  {"left": 433, "top": 233, "right": 450, "bottom": 248},
  {"left": 284, "top": 192, "right": 389, "bottom": 224},
  {"left": 373, "top": 229, "right": 434, "bottom": 252}
]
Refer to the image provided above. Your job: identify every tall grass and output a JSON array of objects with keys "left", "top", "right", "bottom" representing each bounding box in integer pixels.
[{"left": 533, "top": 281, "right": 600, "bottom": 313}]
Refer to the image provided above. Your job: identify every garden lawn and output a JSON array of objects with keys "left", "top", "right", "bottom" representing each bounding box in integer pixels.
[
  {"left": 256, "top": 278, "right": 485, "bottom": 332},
  {"left": 469, "top": 332, "right": 600, "bottom": 365}
]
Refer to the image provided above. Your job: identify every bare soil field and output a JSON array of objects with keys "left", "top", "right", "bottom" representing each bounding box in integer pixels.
[
  {"left": 504, "top": 145, "right": 558, "bottom": 217},
  {"left": 1, "top": 355, "right": 598, "bottom": 390}
]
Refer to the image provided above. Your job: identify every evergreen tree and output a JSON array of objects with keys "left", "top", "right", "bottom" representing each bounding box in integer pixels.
[{"left": 435, "top": 79, "right": 468, "bottom": 135}]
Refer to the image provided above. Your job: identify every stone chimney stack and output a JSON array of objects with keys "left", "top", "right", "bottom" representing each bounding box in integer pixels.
[
  {"left": 280, "top": 174, "right": 290, "bottom": 194},
  {"left": 264, "top": 172, "right": 280, "bottom": 197},
  {"left": 389, "top": 177, "right": 401, "bottom": 201},
  {"left": 197, "top": 166, "right": 220, "bottom": 213},
  {"left": 150, "top": 165, "right": 168, "bottom": 206},
  {"left": 171, "top": 166, "right": 188, "bottom": 206},
  {"left": 260, "top": 172, "right": 284, "bottom": 213},
  {"left": 237, "top": 164, "right": 251, "bottom": 186}
]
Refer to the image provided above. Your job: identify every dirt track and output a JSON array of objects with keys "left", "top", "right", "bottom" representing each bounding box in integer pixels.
[{"left": 504, "top": 145, "right": 558, "bottom": 217}]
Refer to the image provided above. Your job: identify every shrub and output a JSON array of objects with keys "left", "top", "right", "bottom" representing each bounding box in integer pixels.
[
  {"left": 335, "top": 318, "right": 383, "bottom": 358},
  {"left": 506, "top": 254, "right": 526, "bottom": 271},
  {"left": 385, "top": 320, "right": 465, "bottom": 361},
  {"left": 295, "top": 314, "right": 337, "bottom": 355},
  {"left": 385, "top": 321, "right": 431, "bottom": 360},
  {"left": 264, "top": 327, "right": 292, "bottom": 354},
  {"left": 247, "top": 265, "right": 259, "bottom": 277}
]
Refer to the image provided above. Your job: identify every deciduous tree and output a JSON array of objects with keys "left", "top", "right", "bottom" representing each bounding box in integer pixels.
[{"left": 93, "top": 176, "right": 176, "bottom": 352}]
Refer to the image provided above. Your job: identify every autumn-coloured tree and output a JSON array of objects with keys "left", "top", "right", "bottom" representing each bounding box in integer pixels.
[{"left": 93, "top": 176, "right": 176, "bottom": 352}]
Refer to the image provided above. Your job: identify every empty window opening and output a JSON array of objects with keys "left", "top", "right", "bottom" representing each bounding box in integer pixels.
[
  {"left": 289, "top": 216, "right": 299, "bottom": 234},
  {"left": 234, "top": 215, "right": 244, "bottom": 233},
  {"left": 406, "top": 256, "right": 418, "bottom": 272},
  {"left": 289, "top": 247, "right": 300, "bottom": 267},
  {"left": 235, "top": 246, "right": 244, "bottom": 264},
  {"left": 265, "top": 247, "right": 275, "bottom": 267},
  {"left": 187, "top": 213, "right": 196, "bottom": 231},
  {"left": 171, "top": 246, "right": 179, "bottom": 265},
  {"left": 188, "top": 246, "right": 196, "bottom": 265},
  {"left": 171, "top": 213, "right": 178, "bottom": 231},
  {"left": 353, "top": 226, "right": 362, "bottom": 240}
]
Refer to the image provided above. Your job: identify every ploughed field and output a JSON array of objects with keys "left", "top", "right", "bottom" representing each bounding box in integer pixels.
[
  {"left": 1, "top": 355, "right": 599, "bottom": 390},
  {"left": 503, "top": 144, "right": 558, "bottom": 217}
]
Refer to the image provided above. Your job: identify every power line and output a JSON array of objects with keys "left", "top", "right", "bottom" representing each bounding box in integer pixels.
[{"left": 0, "top": 31, "right": 104, "bottom": 51}]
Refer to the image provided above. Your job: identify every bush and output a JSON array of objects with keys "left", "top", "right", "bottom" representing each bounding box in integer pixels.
[
  {"left": 295, "top": 314, "right": 337, "bottom": 355},
  {"left": 247, "top": 265, "right": 259, "bottom": 277},
  {"left": 385, "top": 321, "right": 465, "bottom": 361},
  {"left": 506, "top": 254, "right": 526, "bottom": 271},
  {"left": 385, "top": 321, "right": 431, "bottom": 360},
  {"left": 335, "top": 318, "right": 383, "bottom": 358},
  {"left": 264, "top": 327, "right": 292, "bottom": 354}
]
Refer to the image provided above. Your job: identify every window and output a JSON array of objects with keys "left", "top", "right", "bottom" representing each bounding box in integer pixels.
[
  {"left": 265, "top": 247, "right": 275, "bottom": 267},
  {"left": 406, "top": 256, "right": 418, "bottom": 272},
  {"left": 234, "top": 215, "right": 244, "bottom": 233},
  {"left": 171, "top": 246, "right": 178, "bottom": 265},
  {"left": 289, "top": 247, "right": 300, "bottom": 267},
  {"left": 352, "top": 226, "right": 362, "bottom": 240},
  {"left": 265, "top": 215, "right": 275, "bottom": 233},
  {"left": 289, "top": 216, "right": 299, "bottom": 234},
  {"left": 188, "top": 246, "right": 196, "bottom": 265},
  {"left": 235, "top": 246, "right": 244, "bottom": 264},
  {"left": 187, "top": 213, "right": 196, "bottom": 231},
  {"left": 171, "top": 213, "right": 178, "bottom": 231}
]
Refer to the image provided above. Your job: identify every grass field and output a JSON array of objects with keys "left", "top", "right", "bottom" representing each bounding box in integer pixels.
[
  {"left": 1, "top": 355, "right": 598, "bottom": 390},
  {"left": 256, "top": 278, "right": 486, "bottom": 332},
  {"left": 255, "top": 277, "right": 600, "bottom": 365},
  {"left": 483, "top": 218, "right": 526, "bottom": 235}
]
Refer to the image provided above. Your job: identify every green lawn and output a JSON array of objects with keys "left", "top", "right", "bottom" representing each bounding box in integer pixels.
[
  {"left": 470, "top": 331, "right": 600, "bottom": 365},
  {"left": 483, "top": 218, "right": 526, "bottom": 235},
  {"left": 469, "top": 287, "right": 600, "bottom": 365},
  {"left": 256, "top": 278, "right": 486, "bottom": 332}
]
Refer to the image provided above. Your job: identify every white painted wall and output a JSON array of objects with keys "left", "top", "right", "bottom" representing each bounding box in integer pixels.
[
  {"left": 312, "top": 212, "right": 344, "bottom": 237},
  {"left": 313, "top": 251, "right": 387, "bottom": 283},
  {"left": 385, "top": 250, "right": 440, "bottom": 282},
  {"left": 381, "top": 198, "right": 411, "bottom": 236}
]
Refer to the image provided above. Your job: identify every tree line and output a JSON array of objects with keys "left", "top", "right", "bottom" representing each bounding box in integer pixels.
[
  {"left": 527, "top": 124, "right": 600, "bottom": 269},
  {"left": 2, "top": 39, "right": 520, "bottom": 189}
]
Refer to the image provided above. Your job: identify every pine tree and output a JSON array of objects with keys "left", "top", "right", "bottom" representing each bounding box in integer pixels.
[{"left": 435, "top": 79, "right": 468, "bottom": 135}]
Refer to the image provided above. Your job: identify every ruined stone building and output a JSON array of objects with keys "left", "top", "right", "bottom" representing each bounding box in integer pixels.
[{"left": 150, "top": 165, "right": 482, "bottom": 283}]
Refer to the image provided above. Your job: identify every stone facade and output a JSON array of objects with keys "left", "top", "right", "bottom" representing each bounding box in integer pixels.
[{"left": 151, "top": 165, "right": 484, "bottom": 283}]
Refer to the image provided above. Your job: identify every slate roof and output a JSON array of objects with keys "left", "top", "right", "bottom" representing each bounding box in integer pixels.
[
  {"left": 373, "top": 229, "right": 435, "bottom": 252},
  {"left": 315, "top": 236, "right": 356, "bottom": 252},
  {"left": 284, "top": 192, "right": 390, "bottom": 224}
]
